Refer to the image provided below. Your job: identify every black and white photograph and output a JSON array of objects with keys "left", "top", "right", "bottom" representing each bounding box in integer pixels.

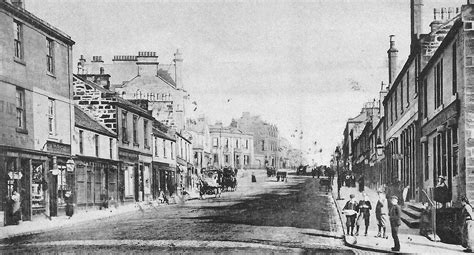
[{"left": 1, "top": 0, "right": 474, "bottom": 253}]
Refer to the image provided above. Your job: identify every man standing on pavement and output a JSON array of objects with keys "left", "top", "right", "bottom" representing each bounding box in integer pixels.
[{"left": 389, "top": 195, "right": 402, "bottom": 252}]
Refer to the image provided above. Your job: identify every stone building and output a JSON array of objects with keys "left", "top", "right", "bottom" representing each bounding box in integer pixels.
[
  {"left": 187, "top": 116, "right": 212, "bottom": 173},
  {"left": 418, "top": 4, "right": 474, "bottom": 204},
  {"left": 0, "top": 0, "right": 75, "bottom": 225},
  {"left": 209, "top": 123, "right": 254, "bottom": 170},
  {"left": 175, "top": 131, "right": 194, "bottom": 196},
  {"left": 73, "top": 106, "right": 119, "bottom": 211},
  {"left": 73, "top": 75, "right": 155, "bottom": 204},
  {"left": 235, "top": 112, "right": 279, "bottom": 168},
  {"left": 151, "top": 121, "right": 176, "bottom": 198},
  {"left": 77, "top": 50, "right": 188, "bottom": 132},
  {"left": 342, "top": 103, "right": 378, "bottom": 174}
]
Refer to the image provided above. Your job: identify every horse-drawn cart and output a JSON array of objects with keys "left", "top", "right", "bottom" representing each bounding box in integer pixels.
[
  {"left": 276, "top": 171, "right": 287, "bottom": 182},
  {"left": 319, "top": 177, "right": 332, "bottom": 192}
]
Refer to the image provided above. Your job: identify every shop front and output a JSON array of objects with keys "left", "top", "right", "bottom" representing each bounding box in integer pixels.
[
  {"left": 1, "top": 141, "right": 74, "bottom": 225},
  {"left": 74, "top": 156, "right": 119, "bottom": 210},
  {"left": 118, "top": 148, "right": 139, "bottom": 204},
  {"left": 152, "top": 162, "right": 175, "bottom": 199}
]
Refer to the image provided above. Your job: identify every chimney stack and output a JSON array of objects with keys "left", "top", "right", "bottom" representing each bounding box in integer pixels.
[
  {"left": 430, "top": 8, "right": 443, "bottom": 32},
  {"left": 11, "top": 0, "right": 24, "bottom": 9},
  {"left": 173, "top": 49, "right": 183, "bottom": 89},
  {"left": 387, "top": 35, "right": 398, "bottom": 87},
  {"left": 410, "top": 0, "right": 423, "bottom": 52}
]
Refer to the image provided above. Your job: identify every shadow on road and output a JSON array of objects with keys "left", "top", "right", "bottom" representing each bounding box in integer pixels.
[{"left": 181, "top": 178, "right": 337, "bottom": 231}]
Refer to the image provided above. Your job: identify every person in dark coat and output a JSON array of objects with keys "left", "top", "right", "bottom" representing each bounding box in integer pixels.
[
  {"left": 389, "top": 196, "right": 402, "bottom": 252},
  {"left": 358, "top": 175, "right": 365, "bottom": 193},
  {"left": 65, "top": 190, "right": 74, "bottom": 218},
  {"left": 343, "top": 194, "right": 358, "bottom": 236},
  {"left": 355, "top": 193, "right": 372, "bottom": 236},
  {"left": 375, "top": 191, "right": 389, "bottom": 239}
]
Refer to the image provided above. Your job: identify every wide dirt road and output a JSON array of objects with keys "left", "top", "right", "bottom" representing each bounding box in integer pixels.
[{"left": 0, "top": 170, "right": 365, "bottom": 254}]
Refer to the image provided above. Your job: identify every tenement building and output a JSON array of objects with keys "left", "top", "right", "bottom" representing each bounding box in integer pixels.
[{"left": 0, "top": 0, "right": 75, "bottom": 225}]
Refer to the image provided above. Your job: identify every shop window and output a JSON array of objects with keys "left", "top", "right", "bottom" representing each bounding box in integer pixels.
[{"left": 31, "top": 162, "right": 46, "bottom": 215}]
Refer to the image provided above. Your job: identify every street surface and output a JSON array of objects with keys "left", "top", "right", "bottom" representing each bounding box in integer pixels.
[{"left": 0, "top": 170, "right": 372, "bottom": 254}]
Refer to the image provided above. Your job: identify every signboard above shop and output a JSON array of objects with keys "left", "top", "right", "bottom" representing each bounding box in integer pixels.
[{"left": 46, "top": 141, "right": 71, "bottom": 155}]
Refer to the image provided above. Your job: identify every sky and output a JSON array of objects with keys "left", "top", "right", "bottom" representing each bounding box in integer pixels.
[{"left": 26, "top": 0, "right": 465, "bottom": 165}]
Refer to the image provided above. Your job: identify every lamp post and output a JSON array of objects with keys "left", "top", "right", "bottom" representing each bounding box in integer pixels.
[{"left": 335, "top": 146, "right": 342, "bottom": 200}]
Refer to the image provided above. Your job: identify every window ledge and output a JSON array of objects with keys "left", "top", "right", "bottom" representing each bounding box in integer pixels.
[
  {"left": 46, "top": 72, "right": 56, "bottom": 79},
  {"left": 133, "top": 142, "right": 140, "bottom": 147},
  {"left": 122, "top": 140, "right": 130, "bottom": 145},
  {"left": 14, "top": 57, "right": 25, "bottom": 66},
  {"left": 144, "top": 145, "right": 150, "bottom": 150},
  {"left": 16, "top": 127, "right": 28, "bottom": 134}
]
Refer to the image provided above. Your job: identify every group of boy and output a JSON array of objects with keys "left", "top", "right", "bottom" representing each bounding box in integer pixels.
[{"left": 343, "top": 191, "right": 402, "bottom": 252}]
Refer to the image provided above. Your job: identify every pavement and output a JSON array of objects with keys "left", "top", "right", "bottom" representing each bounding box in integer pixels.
[{"left": 331, "top": 177, "right": 465, "bottom": 254}]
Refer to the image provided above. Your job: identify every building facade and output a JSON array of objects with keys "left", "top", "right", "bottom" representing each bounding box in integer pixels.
[
  {"left": 209, "top": 123, "right": 254, "bottom": 170},
  {"left": 73, "top": 106, "right": 119, "bottom": 210},
  {"left": 0, "top": 0, "right": 75, "bottom": 225},
  {"left": 73, "top": 75, "right": 155, "bottom": 204},
  {"left": 235, "top": 112, "right": 278, "bottom": 168},
  {"left": 152, "top": 122, "right": 176, "bottom": 198},
  {"left": 77, "top": 50, "right": 188, "bottom": 132}
]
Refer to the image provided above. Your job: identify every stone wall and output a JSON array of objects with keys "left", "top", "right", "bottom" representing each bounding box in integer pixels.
[{"left": 73, "top": 77, "right": 117, "bottom": 133}]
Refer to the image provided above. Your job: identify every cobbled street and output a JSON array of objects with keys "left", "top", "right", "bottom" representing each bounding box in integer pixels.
[{"left": 0, "top": 171, "right": 371, "bottom": 254}]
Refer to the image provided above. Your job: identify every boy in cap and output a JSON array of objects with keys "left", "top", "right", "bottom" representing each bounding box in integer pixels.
[
  {"left": 375, "top": 190, "right": 389, "bottom": 238},
  {"left": 355, "top": 193, "right": 372, "bottom": 236},
  {"left": 343, "top": 194, "right": 358, "bottom": 236},
  {"left": 389, "top": 195, "right": 402, "bottom": 252}
]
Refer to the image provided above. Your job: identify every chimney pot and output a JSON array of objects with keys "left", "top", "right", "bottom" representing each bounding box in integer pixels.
[{"left": 441, "top": 7, "right": 446, "bottom": 20}]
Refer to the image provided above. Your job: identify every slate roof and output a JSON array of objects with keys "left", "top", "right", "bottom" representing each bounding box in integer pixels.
[
  {"left": 152, "top": 127, "right": 176, "bottom": 141},
  {"left": 74, "top": 106, "right": 116, "bottom": 137}
]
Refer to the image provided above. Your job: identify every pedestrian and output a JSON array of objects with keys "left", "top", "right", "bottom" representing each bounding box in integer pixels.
[
  {"left": 389, "top": 195, "right": 402, "bottom": 252},
  {"left": 343, "top": 194, "right": 358, "bottom": 236},
  {"left": 65, "top": 190, "right": 74, "bottom": 219},
  {"left": 434, "top": 176, "right": 450, "bottom": 208},
  {"left": 355, "top": 193, "right": 372, "bottom": 236},
  {"left": 11, "top": 191, "right": 21, "bottom": 225},
  {"left": 375, "top": 190, "right": 389, "bottom": 239},
  {"left": 317, "top": 168, "right": 321, "bottom": 179},
  {"left": 358, "top": 175, "right": 365, "bottom": 193},
  {"left": 461, "top": 196, "right": 474, "bottom": 252},
  {"left": 251, "top": 172, "right": 257, "bottom": 183},
  {"left": 312, "top": 168, "right": 316, "bottom": 178}
]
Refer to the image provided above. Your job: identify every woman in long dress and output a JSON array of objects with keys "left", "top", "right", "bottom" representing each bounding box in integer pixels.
[{"left": 461, "top": 196, "right": 474, "bottom": 252}]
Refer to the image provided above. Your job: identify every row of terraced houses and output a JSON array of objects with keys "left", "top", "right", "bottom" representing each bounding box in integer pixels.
[
  {"left": 337, "top": 0, "right": 474, "bottom": 238},
  {"left": 0, "top": 0, "right": 287, "bottom": 226}
]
